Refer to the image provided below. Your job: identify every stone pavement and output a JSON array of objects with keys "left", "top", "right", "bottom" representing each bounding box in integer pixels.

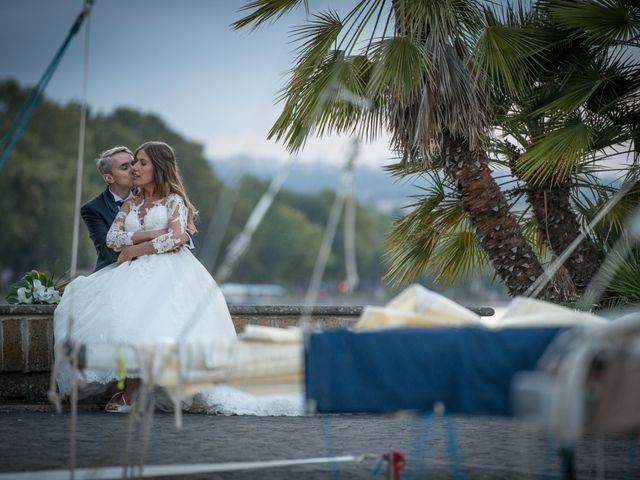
[{"left": 0, "top": 408, "right": 637, "bottom": 479}]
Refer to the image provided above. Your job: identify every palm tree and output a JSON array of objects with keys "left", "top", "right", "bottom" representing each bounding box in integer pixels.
[
  {"left": 384, "top": 0, "right": 639, "bottom": 297},
  {"left": 234, "top": 0, "right": 571, "bottom": 300},
  {"left": 484, "top": 0, "right": 640, "bottom": 294}
]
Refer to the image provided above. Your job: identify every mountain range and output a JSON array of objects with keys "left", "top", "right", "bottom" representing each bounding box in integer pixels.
[{"left": 209, "top": 155, "right": 624, "bottom": 216}]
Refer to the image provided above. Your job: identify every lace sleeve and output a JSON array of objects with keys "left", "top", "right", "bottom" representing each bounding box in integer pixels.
[
  {"left": 106, "top": 200, "right": 134, "bottom": 250},
  {"left": 151, "top": 194, "right": 188, "bottom": 254}
]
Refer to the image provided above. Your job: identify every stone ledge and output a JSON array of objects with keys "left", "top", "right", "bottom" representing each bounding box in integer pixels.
[
  {"left": 0, "top": 304, "right": 494, "bottom": 317},
  {"left": 0, "top": 373, "right": 51, "bottom": 403},
  {"left": 0, "top": 304, "right": 56, "bottom": 315},
  {"left": 0, "top": 303, "right": 494, "bottom": 403}
]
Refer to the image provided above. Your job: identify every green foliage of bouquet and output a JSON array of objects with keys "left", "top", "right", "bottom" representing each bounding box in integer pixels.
[{"left": 5, "top": 269, "right": 69, "bottom": 304}]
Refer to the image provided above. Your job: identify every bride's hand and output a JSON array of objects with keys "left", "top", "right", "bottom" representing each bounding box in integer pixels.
[{"left": 117, "top": 246, "right": 137, "bottom": 263}]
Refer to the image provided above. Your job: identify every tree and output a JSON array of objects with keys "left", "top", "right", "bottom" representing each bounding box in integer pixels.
[
  {"left": 386, "top": 0, "right": 640, "bottom": 299},
  {"left": 235, "top": 0, "right": 570, "bottom": 300},
  {"left": 485, "top": 0, "right": 640, "bottom": 295}
]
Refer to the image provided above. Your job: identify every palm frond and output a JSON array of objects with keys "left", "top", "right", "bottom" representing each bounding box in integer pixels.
[
  {"left": 529, "top": 66, "right": 603, "bottom": 118},
  {"left": 541, "top": 0, "right": 640, "bottom": 45},
  {"left": 367, "top": 36, "right": 431, "bottom": 105},
  {"left": 474, "top": 20, "right": 547, "bottom": 95},
  {"left": 605, "top": 244, "right": 640, "bottom": 302},
  {"left": 430, "top": 229, "right": 489, "bottom": 284},
  {"left": 384, "top": 171, "right": 487, "bottom": 286},
  {"left": 233, "top": 0, "right": 309, "bottom": 31},
  {"left": 268, "top": 51, "right": 372, "bottom": 151},
  {"left": 572, "top": 177, "right": 640, "bottom": 246},
  {"left": 517, "top": 119, "right": 593, "bottom": 185},
  {"left": 585, "top": 57, "right": 640, "bottom": 114},
  {"left": 383, "top": 156, "right": 441, "bottom": 177},
  {"left": 384, "top": 187, "right": 448, "bottom": 286},
  {"left": 337, "top": 0, "right": 388, "bottom": 55},
  {"left": 394, "top": 0, "right": 478, "bottom": 39},
  {"left": 590, "top": 121, "right": 630, "bottom": 151},
  {"left": 290, "top": 10, "right": 344, "bottom": 75}
]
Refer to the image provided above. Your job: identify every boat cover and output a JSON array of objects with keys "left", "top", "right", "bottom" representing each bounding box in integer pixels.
[{"left": 305, "top": 327, "right": 561, "bottom": 415}]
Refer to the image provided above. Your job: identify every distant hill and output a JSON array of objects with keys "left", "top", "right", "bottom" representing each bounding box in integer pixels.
[{"left": 210, "top": 155, "right": 418, "bottom": 215}]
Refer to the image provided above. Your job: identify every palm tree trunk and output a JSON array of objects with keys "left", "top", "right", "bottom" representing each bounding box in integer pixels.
[
  {"left": 441, "top": 132, "right": 574, "bottom": 301},
  {"left": 526, "top": 181, "right": 601, "bottom": 294}
]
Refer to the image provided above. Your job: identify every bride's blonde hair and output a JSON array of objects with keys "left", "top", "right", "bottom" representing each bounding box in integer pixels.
[{"left": 134, "top": 141, "right": 199, "bottom": 233}]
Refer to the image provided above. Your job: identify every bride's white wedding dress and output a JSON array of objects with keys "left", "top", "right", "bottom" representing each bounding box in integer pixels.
[{"left": 54, "top": 193, "right": 303, "bottom": 415}]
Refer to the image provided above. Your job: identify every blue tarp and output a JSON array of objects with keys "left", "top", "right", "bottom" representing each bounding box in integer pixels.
[{"left": 305, "top": 327, "right": 561, "bottom": 415}]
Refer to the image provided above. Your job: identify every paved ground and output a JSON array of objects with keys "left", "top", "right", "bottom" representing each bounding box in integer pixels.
[{"left": 0, "top": 408, "right": 637, "bottom": 479}]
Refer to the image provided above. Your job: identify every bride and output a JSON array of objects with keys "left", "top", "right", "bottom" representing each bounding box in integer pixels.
[{"left": 54, "top": 141, "right": 301, "bottom": 415}]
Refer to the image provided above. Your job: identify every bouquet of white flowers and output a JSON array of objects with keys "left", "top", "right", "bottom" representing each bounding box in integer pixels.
[{"left": 6, "top": 270, "right": 68, "bottom": 305}]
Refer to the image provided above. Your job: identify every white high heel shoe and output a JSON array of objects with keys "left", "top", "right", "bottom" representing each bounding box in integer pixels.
[{"left": 105, "top": 391, "right": 132, "bottom": 413}]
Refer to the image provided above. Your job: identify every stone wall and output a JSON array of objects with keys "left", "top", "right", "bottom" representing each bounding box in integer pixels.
[{"left": 0, "top": 304, "right": 493, "bottom": 403}]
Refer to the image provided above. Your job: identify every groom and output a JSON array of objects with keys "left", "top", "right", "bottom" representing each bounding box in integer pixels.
[{"left": 81, "top": 146, "right": 136, "bottom": 271}]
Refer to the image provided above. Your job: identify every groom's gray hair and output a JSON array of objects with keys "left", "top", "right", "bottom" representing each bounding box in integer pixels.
[{"left": 96, "top": 146, "right": 133, "bottom": 175}]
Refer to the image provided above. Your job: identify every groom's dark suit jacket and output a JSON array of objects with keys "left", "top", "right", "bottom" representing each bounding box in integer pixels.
[
  {"left": 81, "top": 187, "right": 196, "bottom": 271},
  {"left": 81, "top": 187, "right": 121, "bottom": 271}
]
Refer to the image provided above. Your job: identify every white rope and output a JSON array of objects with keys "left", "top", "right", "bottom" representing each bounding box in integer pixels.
[
  {"left": 69, "top": 0, "right": 93, "bottom": 278},
  {"left": 343, "top": 142, "right": 359, "bottom": 291},
  {"left": 47, "top": 339, "right": 84, "bottom": 479},
  {"left": 0, "top": 455, "right": 376, "bottom": 480},
  {"left": 69, "top": 342, "right": 80, "bottom": 480},
  {"left": 198, "top": 172, "right": 244, "bottom": 274}
]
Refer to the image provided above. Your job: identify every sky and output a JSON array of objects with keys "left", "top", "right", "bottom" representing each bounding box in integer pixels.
[{"left": 0, "top": 0, "right": 392, "bottom": 166}]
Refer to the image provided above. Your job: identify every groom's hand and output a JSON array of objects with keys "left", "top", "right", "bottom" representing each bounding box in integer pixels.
[
  {"left": 117, "top": 246, "right": 137, "bottom": 264},
  {"left": 169, "top": 234, "right": 189, "bottom": 253}
]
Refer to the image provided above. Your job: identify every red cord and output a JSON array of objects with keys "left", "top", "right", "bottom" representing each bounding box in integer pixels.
[{"left": 383, "top": 448, "right": 407, "bottom": 480}]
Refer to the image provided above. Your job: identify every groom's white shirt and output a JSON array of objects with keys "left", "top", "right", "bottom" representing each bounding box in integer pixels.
[{"left": 109, "top": 188, "right": 131, "bottom": 204}]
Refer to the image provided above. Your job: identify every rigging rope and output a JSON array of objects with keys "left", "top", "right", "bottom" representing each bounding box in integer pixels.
[
  {"left": 198, "top": 172, "right": 244, "bottom": 274},
  {"left": 215, "top": 158, "right": 294, "bottom": 283},
  {"left": 70, "top": 0, "right": 93, "bottom": 278},
  {"left": 0, "top": 1, "right": 94, "bottom": 171},
  {"left": 343, "top": 149, "right": 359, "bottom": 292},
  {"left": 300, "top": 140, "right": 359, "bottom": 326}
]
